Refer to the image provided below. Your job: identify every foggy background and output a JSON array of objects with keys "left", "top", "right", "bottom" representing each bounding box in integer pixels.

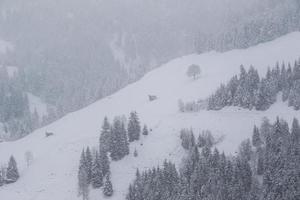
[{"left": 0, "top": 0, "right": 299, "bottom": 139}]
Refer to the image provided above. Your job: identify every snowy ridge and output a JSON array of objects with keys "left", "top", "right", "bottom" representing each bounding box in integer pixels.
[{"left": 1, "top": 32, "right": 300, "bottom": 200}]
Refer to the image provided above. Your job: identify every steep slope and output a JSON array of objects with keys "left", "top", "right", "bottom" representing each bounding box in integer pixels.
[{"left": 1, "top": 32, "right": 300, "bottom": 200}]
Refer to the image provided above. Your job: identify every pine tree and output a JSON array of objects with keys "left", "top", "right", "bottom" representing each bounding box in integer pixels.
[
  {"left": 103, "top": 173, "right": 113, "bottom": 197},
  {"left": 142, "top": 125, "right": 149, "bottom": 136},
  {"left": 91, "top": 151, "right": 103, "bottom": 188},
  {"left": 252, "top": 125, "right": 262, "bottom": 148},
  {"left": 128, "top": 111, "right": 141, "bottom": 142},
  {"left": 0, "top": 168, "right": 4, "bottom": 186},
  {"left": 256, "top": 148, "right": 264, "bottom": 175},
  {"left": 100, "top": 117, "right": 111, "bottom": 153},
  {"left": 291, "top": 118, "right": 300, "bottom": 143},
  {"left": 99, "top": 149, "right": 110, "bottom": 177},
  {"left": 85, "top": 147, "right": 93, "bottom": 184},
  {"left": 78, "top": 149, "right": 89, "bottom": 200},
  {"left": 288, "top": 80, "right": 300, "bottom": 110},
  {"left": 6, "top": 156, "right": 19, "bottom": 183},
  {"left": 121, "top": 120, "right": 130, "bottom": 156},
  {"left": 110, "top": 117, "right": 129, "bottom": 160},
  {"left": 134, "top": 148, "right": 138, "bottom": 157}
]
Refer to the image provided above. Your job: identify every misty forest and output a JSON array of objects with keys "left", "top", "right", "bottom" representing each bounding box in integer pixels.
[{"left": 0, "top": 1, "right": 299, "bottom": 200}]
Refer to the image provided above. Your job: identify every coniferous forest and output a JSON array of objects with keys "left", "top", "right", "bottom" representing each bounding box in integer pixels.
[
  {"left": 126, "top": 117, "right": 300, "bottom": 200},
  {"left": 208, "top": 59, "right": 300, "bottom": 111}
]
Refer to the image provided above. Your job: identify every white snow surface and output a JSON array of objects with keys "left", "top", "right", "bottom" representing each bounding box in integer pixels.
[
  {"left": 1, "top": 32, "right": 300, "bottom": 200},
  {"left": 0, "top": 40, "right": 13, "bottom": 54}
]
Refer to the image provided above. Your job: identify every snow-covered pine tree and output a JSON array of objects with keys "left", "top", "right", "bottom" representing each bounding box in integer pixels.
[
  {"left": 6, "top": 156, "right": 19, "bottom": 183},
  {"left": 99, "top": 149, "right": 110, "bottom": 177},
  {"left": 288, "top": 80, "right": 300, "bottom": 110},
  {"left": 100, "top": 117, "right": 111, "bottom": 153},
  {"left": 121, "top": 120, "right": 130, "bottom": 156},
  {"left": 142, "top": 125, "right": 148, "bottom": 136},
  {"left": 78, "top": 152, "right": 89, "bottom": 200},
  {"left": 128, "top": 111, "right": 141, "bottom": 142},
  {"left": 85, "top": 147, "right": 93, "bottom": 184},
  {"left": 133, "top": 149, "right": 138, "bottom": 157},
  {"left": 110, "top": 117, "right": 129, "bottom": 160},
  {"left": 0, "top": 168, "right": 4, "bottom": 186},
  {"left": 252, "top": 125, "right": 262, "bottom": 148},
  {"left": 291, "top": 118, "right": 300, "bottom": 143},
  {"left": 103, "top": 173, "right": 113, "bottom": 197},
  {"left": 91, "top": 151, "right": 103, "bottom": 188}
]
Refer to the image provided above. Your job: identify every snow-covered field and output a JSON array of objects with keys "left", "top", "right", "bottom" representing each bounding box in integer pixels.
[{"left": 1, "top": 32, "right": 300, "bottom": 200}]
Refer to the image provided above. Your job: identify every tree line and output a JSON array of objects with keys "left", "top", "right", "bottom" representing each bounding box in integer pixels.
[
  {"left": 78, "top": 111, "right": 149, "bottom": 200},
  {"left": 208, "top": 59, "right": 300, "bottom": 111},
  {"left": 126, "top": 117, "right": 300, "bottom": 200}
]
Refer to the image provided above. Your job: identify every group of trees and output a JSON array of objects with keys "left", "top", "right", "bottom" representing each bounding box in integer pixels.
[
  {"left": 180, "top": 129, "right": 217, "bottom": 150},
  {"left": 0, "top": 66, "right": 41, "bottom": 140},
  {"left": 77, "top": 147, "right": 112, "bottom": 200},
  {"left": 100, "top": 112, "right": 148, "bottom": 161},
  {"left": 0, "top": 156, "right": 19, "bottom": 186},
  {"left": 78, "top": 111, "right": 149, "bottom": 199},
  {"left": 208, "top": 59, "right": 300, "bottom": 111},
  {"left": 126, "top": 117, "right": 300, "bottom": 200}
]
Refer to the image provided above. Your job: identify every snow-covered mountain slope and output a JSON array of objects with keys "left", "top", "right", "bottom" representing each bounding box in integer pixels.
[{"left": 1, "top": 32, "right": 300, "bottom": 200}]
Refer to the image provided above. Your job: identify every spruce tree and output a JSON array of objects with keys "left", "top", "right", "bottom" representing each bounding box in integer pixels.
[
  {"left": 99, "top": 149, "right": 110, "bottom": 177},
  {"left": 100, "top": 117, "right": 111, "bottom": 153},
  {"left": 291, "top": 118, "right": 300, "bottom": 143},
  {"left": 252, "top": 125, "right": 262, "bottom": 148},
  {"left": 103, "top": 173, "right": 113, "bottom": 197},
  {"left": 142, "top": 125, "right": 149, "bottom": 136},
  {"left": 128, "top": 111, "right": 141, "bottom": 142},
  {"left": 85, "top": 147, "right": 93, "bottom": 184},
  {"left": 91, "top": 151, "right": 103, "bottom": 188},
  {"left": 78, "top": 149, "right": 89, "bottom": 200},
  {"left": 0, "top": 169, "right": 4, "bottom": 186},
  {"left": 121, "top": 120, "right": 130, "bottom": 156},
  {"left": 110, "top": 117, "right": 129, "bottom": 160},
  {"left": 6, "top": 156, "right": 19, "bottom": 183}
]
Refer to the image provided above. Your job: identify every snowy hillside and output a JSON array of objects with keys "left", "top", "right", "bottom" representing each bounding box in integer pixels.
[{"left": 1, "top": 32, "right": 300, "bottom": 200}]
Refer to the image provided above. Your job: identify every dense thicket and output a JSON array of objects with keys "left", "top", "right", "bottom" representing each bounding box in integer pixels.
[
  {"left": 208, "top": 59, "right": 300, "bottom": 110},
  {"left": 126, "top": 117, "right": 300, "bottom": 200}
]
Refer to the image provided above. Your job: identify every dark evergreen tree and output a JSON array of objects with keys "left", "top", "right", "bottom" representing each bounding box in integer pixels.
[
  {"left": 0, "top": 168, "right": 4, "bottom": 186},
  {"left": 99, "top": 149, "right": 110, "bottom": 177},
  {"left": 110, "top": 117, "right": 129, "bottom": 160},
  {"left": 99, "top": 117, "right": 111, "bottom": 153},
  {"left": 103, "top": 173, "right": 113, "bottom": 197},
  {"left": 6, "top": 156, "right": 19, "bottom": 183},
  {"left": 238, "top": 139, "right": 252, "bottom": 161},
  {"left": 128, "top": 111, "right": 141, "bottom": 142},
  {"left": 252, "top": 125, "right": 262, "bottom": 148},
  {"left": 291, "top": 118, "right": 300, "bottom": 143},
  {"left": 133, "top": 149, "right": 138, "bottom": 157},
  {"left": 91, "top": 151, "right": 103, "bottom": 188},
  {"left": 142, "top": 125, "right": 148, "bottom": 136},
  {"left": 78, "top": 150, "right": 89, "bottom": 200},
  {"left": 85, "top": 147, "right": 93, "bottom": 184}
]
